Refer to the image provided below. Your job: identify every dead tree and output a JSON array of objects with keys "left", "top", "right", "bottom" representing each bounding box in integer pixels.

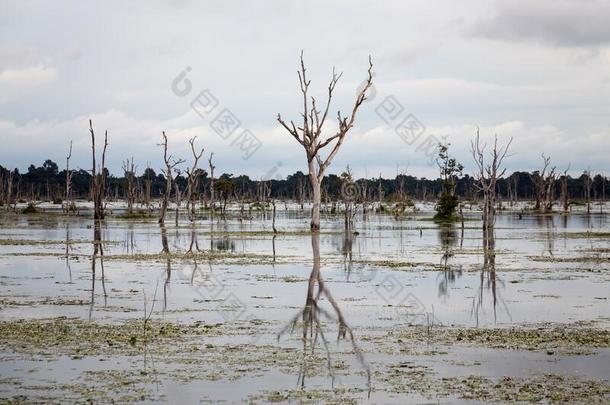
[
  {"left": 272, "top": 200, "right": 278, "bottom": 233},
  {"left": 90, "top": 120, "right": 108, "bottom": 221},
  {"left": 360, "top": 179, "right": 369, "bottom": 219},
  {"left": 4, "top": 170, "right": 14, "bottom": 208},
  {"left": 530, "top": 154, "right": 556, "bottom": 212},
  {"left": 510, "top": 174, "right": 519, "bottom": 206},
  {"left": 560, "top": 165, "right": 571, "bottom": 212},
  {"left": 277, "top": 52, "right": 373, "bottom": 231},
  {"left": 185, "top": 136, "right": 205, "bottom": 221},
  {"left": 159, "top": 132, "right": 184, "bottom": 225},
  {"left": 208, "top": 152, "right": 215, "bottom": 209},
  {"left": 583, "top": 168, "right": 592, "bottom": 214},
  {"left": 173, "top": 168, "right": 182, "bottom": 226},
  {"left": 471, "top": 130, "right": 512, "bottom": 240},
  {"left": 377, "top": 174, "right": 384, "bottom": 207},
  {"left": 144, "top": 163, "right": 153, "bottom": 212},
  {"left": 340, "top": 166, "right": 357, "bottom": 232},
  {"left": 122, "top": 157, "right": 137, "bottom": 215},
  {"left": 296, "top": 177, "right": 306, "bottom": 209},
  {"left": 601, "top": 176, "right": 606, "bottom": 214},
  {"left": 65, "top": 141, "right": 73, "bottom": 214}
]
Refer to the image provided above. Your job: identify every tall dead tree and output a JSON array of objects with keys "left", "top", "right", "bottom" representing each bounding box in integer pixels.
[
  {"left": 471, "top": 130, "right": 512, "bottom": 239},
  {"left": 90, "top": 120, "right": 108, "bottom": 221},
  {"left": 122, "top": 157, "right": 137, "bottom": 215},
  {"left": 159, "top": 132, "right": 184, "bottom": 225},
  {"left": 65, "top": 141, "right": 73, "bottom": 214},
  {"left": 277, "top": 52, "right": 373, "bottom": 231},
  {"left": 185, "top": 136, "right": 205, "bottom": 221}
]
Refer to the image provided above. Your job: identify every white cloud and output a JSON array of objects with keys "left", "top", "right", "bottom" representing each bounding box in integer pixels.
[{"left": 0, "top": 65, "right": 58, "bottom": 100}]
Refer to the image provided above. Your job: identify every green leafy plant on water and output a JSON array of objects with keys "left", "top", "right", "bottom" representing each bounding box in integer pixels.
[{"left": 434, "top": 143, "right": 463, "bottom": 221}]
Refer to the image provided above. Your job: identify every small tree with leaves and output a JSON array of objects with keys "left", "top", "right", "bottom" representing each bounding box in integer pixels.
[{"left": 434, "top": 143, "right": 463, "bottom": 220}]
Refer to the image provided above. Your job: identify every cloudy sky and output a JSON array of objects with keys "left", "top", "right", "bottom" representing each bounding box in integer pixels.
[{"left": 1, "top": 0, "right": 609, "bottom": 179}]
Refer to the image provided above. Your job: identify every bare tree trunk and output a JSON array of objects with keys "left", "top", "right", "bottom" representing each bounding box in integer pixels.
[
  {"left": 584, "top": 169, "right": 592, "bottom": 214},
  {"left": 558, "top": 165, "right": 570, "bottom": 213},
  {"left": 185, "top": 136, "right": 205, "bottom": 221},
  {"left": 277, "top": 52, "right": 373, "bottom": 232},
  {"left": 208, "top": 152, "right": 215, "bottom": 210},
  {"left": 90, "top": 120, "right": 108, "bottom": 221},
  {"left": 65, "top": 141, "right": 73, "bottom": 214},
  {"left": 5, "top": 170, "right": 14, "bottom": 208},
  {"left": 159, "top": 132, "right": 184, "bottom": 225},
  {"left": 174, "top": 171, "right": 181, "bottom": 227},
  {"left": 122, "top": 157, "right": 137, "bottom": 215},
  {"left": 144, "top": 164, "right": 152, "bottom": 212},
  {"left": 272, "top": 200, "right": 278, "bottom": 233},
  {"left": 602, "top": 176, "right": 606, "bottom": 214},
  {"left": 309, "top": 166, "right": 322, "bottom": 232},
  {"left": 471, "top": 130, "right": 512, "bottom": 234}
]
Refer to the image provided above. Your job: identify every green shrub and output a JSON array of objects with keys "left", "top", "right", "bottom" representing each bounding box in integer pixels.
[
  {"left": 376, "top": 204, "right": 388, "bottom": 214},
  {"left": 434, "top": 192, "right": 459, "bottom": 220},
  {"left": 22, "top": 203, "right": 39, "bottom": 214}
]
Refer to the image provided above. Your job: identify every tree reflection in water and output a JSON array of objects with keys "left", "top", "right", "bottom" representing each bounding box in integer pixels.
[
  {"left": 341, "top": 232, "right": 355, "bottom": 276},
  {"left": 161, "top": 223, "right": 171, "bottom": 311},
  {"left": 64, "top": 221, "right": 72, "bottom": 282},
  {"left": 437, "top": 223, "right": 461, "bottom": 298},
  {"left": 471, "top": 229, "right": 511, "bottom": 325},
  {"left": 89, "top": 220, "right": 107, "bottom": 319},
  {"left": 278, "top": 233, "right": 370, "bottom": 392}
]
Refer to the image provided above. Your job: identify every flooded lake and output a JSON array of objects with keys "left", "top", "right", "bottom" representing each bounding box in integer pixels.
[{"left": 1, "top": 203, "right": 609, "bottom": 403}]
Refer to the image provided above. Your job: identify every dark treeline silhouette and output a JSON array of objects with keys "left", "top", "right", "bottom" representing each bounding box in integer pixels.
[{"left": 0, "top": 160, "right": 607, "bottom": 205}]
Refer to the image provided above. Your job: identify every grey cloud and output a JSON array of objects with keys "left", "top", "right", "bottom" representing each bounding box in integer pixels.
[{"left": 471, "top": 0, "right": 610, "bottom": 47}]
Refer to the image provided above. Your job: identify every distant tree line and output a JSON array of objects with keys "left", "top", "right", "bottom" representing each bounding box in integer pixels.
[{"left": 0, "top": 159, "right": 606, "bottom": 207}]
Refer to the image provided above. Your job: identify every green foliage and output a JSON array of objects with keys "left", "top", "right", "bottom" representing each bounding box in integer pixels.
[
  {"left": 214, "top": 178, "right": 234, "bottom": 199},
  {"left": 376, "top": 203, "right": 388, "bottom": 214},
  {"left": 434, "top": 192, "right": 459, "bottom": 220},
  {"left": 22, "top": 203, "right": 39, "bottom": 214},
  {"left": 435, "top": 143, "right": 463, "bottom": 219}
]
